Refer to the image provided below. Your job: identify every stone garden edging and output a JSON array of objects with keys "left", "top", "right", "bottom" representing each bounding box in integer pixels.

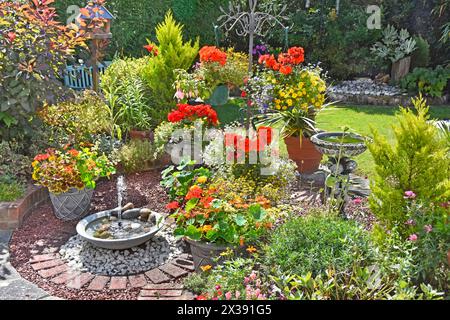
[{"left": 328, "top": 92, "right": 449, "bottom": 106}]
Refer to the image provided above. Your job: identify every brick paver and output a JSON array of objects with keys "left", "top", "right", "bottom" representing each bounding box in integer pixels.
[
  {"left": 109, "top": 276, "right": 128, "bottom": 290},
  {"left": 67, "top": 273, "right": 95, "bottom": 289},
  {"left": 87, "top": 275, "right": 110, "bottom": 291},
  {"left": 145, "top": 268, "right": 171, "bottom": 284},
  {"left": 51, "top": 271, "right": 80, "bottom": 284},
  {"left": 29, "top": 254, "right": 57, "bottom": 263},
  {"left": 172, "top": 258, "right": 195, "bottom": 272},
  {"left": 31, "top": 259, "right": 64, "bottom": 271},
  {"left": 128, "top": 274, "right": 147, "bottom": 288},
  {"left": 159, "top": 263, "right": 188, "bottom": 278},
  {"left": 140, "top": 289, "right": 183, "bottom": 297},
  {"left": 37, "top": 264, "right": 68, "bottom": 278}
]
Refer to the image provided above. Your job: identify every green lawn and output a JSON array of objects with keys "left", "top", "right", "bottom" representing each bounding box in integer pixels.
[
  {"left": 215, "top": 100, "right": 450, "bottom": 177},
  {"left": 316, "top": 105, "right": 450, "bottom": 176}
]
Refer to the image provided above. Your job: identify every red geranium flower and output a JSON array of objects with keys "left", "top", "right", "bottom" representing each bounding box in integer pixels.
[
  {"left": 287, "top": 46, "right": 305, "bottom": 65},
  {"left": 186, "top": 185, "right": 203, "bottom": 200},
  {"left": 241, "top": 91, "right": 247, "bottom": 98},
  {"left": 34, "top": 153, "right": 50, "bottom": 161},
  {"left": 199, "top": 46, "right": 227, "bottom": 66},
  {"left": 143, "top": 44, "right": 154, "bottom": 53},
  {"left": 166, "top": 201, "right": 180, "bottom": 210},
  {"left": 280, "top": 65, "right": 293, "bottom": 75}
]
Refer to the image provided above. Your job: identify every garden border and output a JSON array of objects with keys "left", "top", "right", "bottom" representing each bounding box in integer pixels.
[
  {"left": 0, "top": 186, "right": 49, "bottom": 230},
  {"left": 329, "top": 93, "right": 449, "bottom": 106}
]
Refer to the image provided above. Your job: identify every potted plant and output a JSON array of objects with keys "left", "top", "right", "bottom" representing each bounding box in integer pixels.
[
  {"left": 371, "top": 25, "right": 417, "bottom": 82},
  {"left": 32, "top": 144, "right": 115, "bottom": 221},
  {"left": 250, "top": 48, "right": 328, "bottom": 173},
  {"left": 161, "top": 160, "right": 271, "bottom": 272},
  {"left": 173, "top": 47, "right": 248, "bottom": 106}
]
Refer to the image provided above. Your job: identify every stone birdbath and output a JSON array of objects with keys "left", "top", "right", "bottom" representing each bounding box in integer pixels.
[{"left": 310, "top": 132, "right": 368, "bottom": 213}]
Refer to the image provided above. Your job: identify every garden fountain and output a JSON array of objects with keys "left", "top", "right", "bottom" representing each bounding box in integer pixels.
[
  {"left": 310, "top": 132, "right": 368, "bottom": 213},
  {"left": 76, "top": 175, "right": 165, "bottom": 250}
]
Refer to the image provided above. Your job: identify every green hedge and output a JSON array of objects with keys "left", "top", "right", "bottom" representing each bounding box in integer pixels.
[
  {"left": 54, "top": 0, "right": 448, "bottom": 79},
  {"left": 55, "top": 0, "right": 228, "bottom": 58}
]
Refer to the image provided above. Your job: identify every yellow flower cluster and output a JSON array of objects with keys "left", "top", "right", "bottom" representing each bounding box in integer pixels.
[{"left": 271, "top": 69, "right": 326, "bottom": 111}]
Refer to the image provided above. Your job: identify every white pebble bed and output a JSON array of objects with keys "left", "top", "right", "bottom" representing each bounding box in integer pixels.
[{"left": 59, "top": 226, "right": 186, "bottom": 276}]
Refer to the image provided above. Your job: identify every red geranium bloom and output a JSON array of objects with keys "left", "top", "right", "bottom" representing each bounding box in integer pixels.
[
  {"left": 196, "top": 295, "right": 208, "bottom": 300},
  {"left": 280, "top": 65, "right": 293, "bottom": 75},
  {"left": 186, "top": 185, "right": 203, "bottom": 200},
  {"left": 200, "top": 196, "right": 214, "bottom": 208},
  {"left": 241, "top": 91, "right": 247, "bottom": 98},
  {"left": 34, "top": 153, "right": 50, "bottom": 161},
  {"left": 166, "top": 201, "right": 180, "bottom": 210},
  {"left": 287, "top": 46, "right": 305, "bottom": 65},
  {"left": 199, "top": 46, "right": 227, "bottom": 66}
]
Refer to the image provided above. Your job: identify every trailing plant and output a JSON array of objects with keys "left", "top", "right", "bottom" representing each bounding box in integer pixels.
[
  {"left": 0, "top": 0, "right": 85, "bottom": 137},
  {"left": 367, "top": 96, "right": 450, "bottom": 234},
  {"left": 38, "top": 90, "right": 111, "bottom": 145},
  {"left": 32, "top": 144, "right": 116, "bottom": 194},
  {"left": 142, "top": 11, "right": 199, "bottom": 120},
  {"left": 371, "top": 25, "right": 417, "bottom": 63},
  {"left": 400, "top": 66, "right": 450, "bottom": 98}
]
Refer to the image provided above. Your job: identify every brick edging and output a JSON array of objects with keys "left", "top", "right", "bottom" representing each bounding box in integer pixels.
[
  {"left": 0, "top": 186, "right": 49, "bottom": 230},
  {"left": 29, "top": 252, "right": 195, "bottom": 300}
]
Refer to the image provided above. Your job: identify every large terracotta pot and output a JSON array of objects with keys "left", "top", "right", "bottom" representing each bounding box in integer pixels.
[{"left": 284, "top": 136, "right": 323, "bottom": 174}]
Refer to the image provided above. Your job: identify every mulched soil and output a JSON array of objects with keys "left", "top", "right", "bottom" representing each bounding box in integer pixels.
[{"left": 9, "top": 170, "right": 171, "bottom": 300}]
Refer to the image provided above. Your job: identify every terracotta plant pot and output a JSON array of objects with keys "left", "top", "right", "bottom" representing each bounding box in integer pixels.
[
  {"left": 284, "top": 136, "right": 323, "bottom": 174},
  {"left": 186, "top": 238, "right": 245, "bottom": 272},
  {"left": 129, "top": 129, "right": 153, "bottom": 141}
]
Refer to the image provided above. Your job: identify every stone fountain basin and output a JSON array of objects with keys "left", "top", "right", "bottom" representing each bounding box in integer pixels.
[
  {"left": 76, "top": 210, "right": 165, "bottom": 250},
  {"left": 310, "top": 132, "right": 367, "bottom": 157}
]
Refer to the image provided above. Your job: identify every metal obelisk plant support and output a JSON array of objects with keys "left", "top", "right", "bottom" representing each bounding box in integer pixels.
[{"left": 217, "top": 0, "right": 290, "bottom": 129}]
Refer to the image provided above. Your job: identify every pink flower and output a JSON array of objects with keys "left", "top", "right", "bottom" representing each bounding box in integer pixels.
[
  {"left": 243, "top": 277, "right": 250, "bottom": 285},
  {"left": 255, "top": 288, "right": 261, "bottom": 297},
  {"left": 405, "top": 219, "right": 416, "bottom": 226},
  {"left": 225, "top": 292, "right": 232, "bottom": 300},
  {"left": 404, "top": 191, "right": 416, "bottom": 199},
  {"left": 353, "top": 197, "right": 363, "bottom": 205},
  {"left": 235, "top": 291, "right": 241, "bottom": 299},
  {"left": 408, "top": 234, "right": 418, "bottom": 242},
  {"left": 174, "top": 89, "right": 185, "bottom": 100},
  {"left": 215, "top": 285, "right": 221, "bottom": 291},
  {"left": 249, "top": 271, "right": 257, "bottom": 281},
  {"left": 424, "top": 225, "right": 433, "bottom": 233}
]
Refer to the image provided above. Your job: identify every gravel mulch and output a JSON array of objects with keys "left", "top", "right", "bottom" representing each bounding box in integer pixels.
[{"left": 9, "top": 170, "right": 172, "bottom": 300}]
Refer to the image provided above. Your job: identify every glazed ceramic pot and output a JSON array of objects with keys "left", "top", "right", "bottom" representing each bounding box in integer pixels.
[{"left": 284, "top": 136, "right": 323, "bottom": 174}]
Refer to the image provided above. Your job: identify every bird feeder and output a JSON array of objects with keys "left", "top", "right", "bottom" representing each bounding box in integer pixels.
[{"left": 77, "top": 2, "right": 114, "bottom": 92}]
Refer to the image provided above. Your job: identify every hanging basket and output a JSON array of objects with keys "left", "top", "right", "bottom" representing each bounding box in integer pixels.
[{"left": 49, "top": 188, "right": 94, "bottom": 221}]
